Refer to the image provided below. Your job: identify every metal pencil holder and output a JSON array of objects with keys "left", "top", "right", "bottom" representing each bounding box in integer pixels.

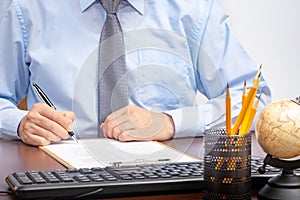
[{"left": 203, "top": 128, "right": 251, "bottom": 200}]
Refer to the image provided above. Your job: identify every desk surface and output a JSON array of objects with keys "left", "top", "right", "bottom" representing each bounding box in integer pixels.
[{"left": 0, "top": 133, "right": 266, "bottom": 200}]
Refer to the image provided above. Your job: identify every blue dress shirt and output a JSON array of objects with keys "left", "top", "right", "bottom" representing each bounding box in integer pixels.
[{"left": 0, "top": 0, "right": 271, "bottom": 139}]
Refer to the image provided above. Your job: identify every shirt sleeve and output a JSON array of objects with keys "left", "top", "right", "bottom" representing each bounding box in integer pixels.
[
  {"left": 0, "top": 0, "right": 29, "bottom": 139},
  {"left": 167, "top": 0, "right": 272, "bottom": 138}
]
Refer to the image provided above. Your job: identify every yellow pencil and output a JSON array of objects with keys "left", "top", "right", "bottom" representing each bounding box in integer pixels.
[
  {"left": 245, "top": 95, "right": 261, "bottom": 134},
  {"left": 242, "top": 80, "right": 247, "bottom": 105},
  {"left": 254, "top": 64, "right": 262, "bottom": 83},
  {"left": 239, "top": 75, "right": 261, "bottom": 134},
  {"left": 238, "top": 66, "right": 261, "bottom": 134},
  {"left": 232, "top": 73, "right": 260, "bottom": 135},
  {"left": 226, "top": 83, "right": 232, "bottom": 135}
]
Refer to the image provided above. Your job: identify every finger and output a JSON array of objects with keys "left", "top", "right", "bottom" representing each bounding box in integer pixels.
[
  {"left": 21, "top": 121, "right": 64, "bottom": 143},
  {"left": 40, "top": 107, "right": 73, "bottom": 135},
  {"left": 103, "top": 105, "right": 148, "bottom": 132},
  {"left": 20, "top": 124, "right": 52, "bottom": 146},
  {"left": 117, "top": 115, "right": 173, "bottom": 141},
  {"left": 119, "top": 128, "right": 164, "bottom": 141},
  {"left": 30, "top": 111, "right": 69, "bottom": 139},
  {"left": 104, "top": 106, "right": 129, "bottom": 126},
  {"left": 117, "top": 129, "right": 155, "bottom": 142},
  {"left": 102, "top": 114, "right": 131, "bottom": 138},
  {"left": 33, "top": 123, "right": 64, "bottom": 142},
  {"left": 103, "top": 124, "right": 122, "bottom": 139},
  {"left": 22, "top": 134, "right": 51, "bottom": 146},
  {"left": 36, "top": 107, "right": 71, "bottom": 139},
  {"left": 61, "top": 111, "right": 75, "bottom": 121},
  {"left": 117, "top": 131, "right": 137, "bottom": 142},
  {"left": 101, "top": 105, "right": 131, "bottom": 137},
  {"left": 61, "top": 111, "right": 75, "bottom": 131},
  {"left": 112, "top": 122, "right": 135, "bottom": 140}
]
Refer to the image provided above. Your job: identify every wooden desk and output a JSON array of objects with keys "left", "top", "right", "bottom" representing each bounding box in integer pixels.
[{"left": 0, "top": 133, "right": 266, "bottom": 200}]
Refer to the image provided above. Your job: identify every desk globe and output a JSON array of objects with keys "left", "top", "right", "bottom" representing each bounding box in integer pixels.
[
  {"left": 255, "top": 99, "right": 300, "bottom": 200},
  {"left": 256, "top": 99, "right": 300, "bottom": 158}
]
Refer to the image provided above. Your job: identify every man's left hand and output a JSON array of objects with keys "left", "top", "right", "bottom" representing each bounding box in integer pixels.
[{"left": 100, "top": 105, "right": 175, "bottom": 141}]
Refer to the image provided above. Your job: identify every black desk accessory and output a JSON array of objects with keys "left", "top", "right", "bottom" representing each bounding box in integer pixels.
[{"left": 257, "top": 154, "right": 300, "bottom": 200}]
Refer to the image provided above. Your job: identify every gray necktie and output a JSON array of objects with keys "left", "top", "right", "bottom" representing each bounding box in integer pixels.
[{"left": 98, "top": 0, "right": 128, "bottom": 126}]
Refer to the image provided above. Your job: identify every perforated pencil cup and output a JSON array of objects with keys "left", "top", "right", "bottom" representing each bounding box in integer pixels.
[{"left": 203, "top": 128, "right": 251, "bottom": 200}]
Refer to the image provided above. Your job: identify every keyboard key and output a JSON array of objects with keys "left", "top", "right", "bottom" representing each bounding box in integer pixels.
[
  {"left": 79, "top": 168, "right": 94, "bottom": 174},
  {"left": 17, "top": 176, "right": 33, "bottom": 185},
  {"left": 66, "top": 168, "right": 78, "bottom": 173}
]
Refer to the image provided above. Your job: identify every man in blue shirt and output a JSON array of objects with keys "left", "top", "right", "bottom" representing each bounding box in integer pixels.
[{"left": 0, "top": 0, "right": 271, "bottom": 146}]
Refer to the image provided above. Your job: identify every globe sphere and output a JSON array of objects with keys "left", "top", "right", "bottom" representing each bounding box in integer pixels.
[{"left": 255, "top": 99, "right": 300, "bottom": 158}]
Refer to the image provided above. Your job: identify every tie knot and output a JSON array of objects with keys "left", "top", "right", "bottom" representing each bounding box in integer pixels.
[{"left": 100, "top": 0, "right": 121, "bottom": 14}]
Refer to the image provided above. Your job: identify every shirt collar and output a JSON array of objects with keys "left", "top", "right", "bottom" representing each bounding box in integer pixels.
[{"left": 79, "top": 0, "right": 144, "bottom": 15}]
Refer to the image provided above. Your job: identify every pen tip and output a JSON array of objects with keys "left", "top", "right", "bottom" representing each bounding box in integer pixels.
[
  {"left": 69, "top": 131, "right": 78, "bottom": 143},
  {"left": 72, "top": 135, "right": 78, "bottom": 143}
]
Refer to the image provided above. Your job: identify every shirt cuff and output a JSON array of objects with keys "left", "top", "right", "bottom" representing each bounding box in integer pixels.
[
  {"left": 165, "top": 105, "right": 213, "bottom": 138},
  {"left": 0, "top": 109, "right": 28, "bottom": 139}
]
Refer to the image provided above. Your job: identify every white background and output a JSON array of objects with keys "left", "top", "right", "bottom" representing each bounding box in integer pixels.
[{"left": 221, "top": 0, "right": 300, "bottom": 101}]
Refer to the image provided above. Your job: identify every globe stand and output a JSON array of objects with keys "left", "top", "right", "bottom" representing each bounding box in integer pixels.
[{"left": 257, "top": 154, "right": 300, "bottom": 199}]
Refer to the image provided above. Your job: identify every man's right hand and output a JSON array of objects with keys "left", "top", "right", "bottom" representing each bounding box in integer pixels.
[{"left": 18, "top": 103, "right": 75, "bottom": 146}]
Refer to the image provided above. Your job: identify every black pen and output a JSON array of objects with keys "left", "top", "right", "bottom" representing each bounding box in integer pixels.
[{"left": 32, "top": 82, "right": 78, "bottom": 143}]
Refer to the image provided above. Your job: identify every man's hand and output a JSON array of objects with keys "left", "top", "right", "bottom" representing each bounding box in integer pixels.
[
  {"left": 18, "top": 103, "right": 75, "bottom": 146},
  {"left": 101, "top": 105, "right": 175, "bottom": 141}
]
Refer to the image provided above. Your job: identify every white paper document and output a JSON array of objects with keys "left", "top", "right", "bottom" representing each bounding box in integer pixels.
[{"left": 40, "top": 139, "right": 199, "bottom": 169}]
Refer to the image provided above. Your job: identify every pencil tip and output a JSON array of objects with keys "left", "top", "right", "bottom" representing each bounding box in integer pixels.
[{"left": 258, "top": 71, "right": 262, "bottom": 78}]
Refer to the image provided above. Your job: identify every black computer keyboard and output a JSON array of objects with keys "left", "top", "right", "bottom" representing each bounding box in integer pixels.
[{"left": 5, "top": 156, "right": 294, "bottom": 200}]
